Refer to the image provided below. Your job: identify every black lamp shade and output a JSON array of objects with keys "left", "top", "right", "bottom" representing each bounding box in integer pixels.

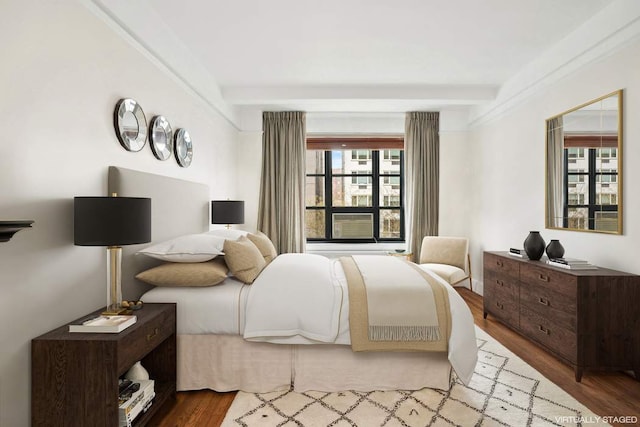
[
  {"left": 74, "top": 197, "right": 151, "bottom": 246},
  {"left": 211, "top": 200, "right": 245, "bottom": 225}
]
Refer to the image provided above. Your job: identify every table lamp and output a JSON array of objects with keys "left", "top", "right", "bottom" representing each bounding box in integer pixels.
[
  {"left": 211, "top": 200, "right": 244, "bottom": 228},
  {"left": 74, "top": 195, "right": 151, "bottom": 314}
]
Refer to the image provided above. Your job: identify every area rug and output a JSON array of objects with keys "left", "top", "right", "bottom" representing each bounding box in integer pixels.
[{"left": 221, "top": 327, "right": 608, "bottom": 426}]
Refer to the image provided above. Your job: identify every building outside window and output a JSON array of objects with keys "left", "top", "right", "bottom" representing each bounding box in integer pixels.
[
  {"left": 305, "top": 138, "right": 404, "bottom": 242},
  {"left": 564, "top": 146, "right": 618, "bottom": 231}
]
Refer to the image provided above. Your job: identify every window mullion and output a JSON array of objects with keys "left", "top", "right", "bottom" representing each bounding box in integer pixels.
[
  {"left": 399, "top": 150, "right": 405, "bottom": 240},
  {"left": 588, "top": 149, "right": 596, "bottom": 230},
  {"left": 372, "top": 150, "right": 380, "bottom": 240},
  {"left": 324, "top": 150, "right": 332, "bottom": 239}
]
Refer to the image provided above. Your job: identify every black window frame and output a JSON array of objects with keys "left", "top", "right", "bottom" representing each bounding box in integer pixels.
[
  {"left": 306, "top": 146, "right": 405, "bottom": 243},
  {"left": 563, "top": 147, "right": 618, "bottom": 230}
]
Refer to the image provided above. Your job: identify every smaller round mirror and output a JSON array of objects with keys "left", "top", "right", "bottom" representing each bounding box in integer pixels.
[
  {"left": 114, "top": 98, "right": 147, "bottom": 152},
  {"left": 174, "top": 128, "right": 193, "bottom": 168},
  {"left": 149, "top": 115, "right": 173, "bottom": 160}
]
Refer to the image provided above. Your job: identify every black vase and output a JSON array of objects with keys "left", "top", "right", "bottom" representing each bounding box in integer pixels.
[
  {"left": 545, "top": 239, "right": 565, "bottom": 259},
  {"left": 523, "top": 231, "right": 545, "bottom": 260}
]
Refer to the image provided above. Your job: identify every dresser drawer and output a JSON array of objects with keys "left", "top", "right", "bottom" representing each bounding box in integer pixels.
[
  {"left": 520, "top": 285, "right": 576, "bottom": 331},
  {"left": 484, "top": 281, "right": 519, "bottom": 327},
  {"left": 520, "top": 304, "right": 576, "bottom": 363},
  {"left": 520, "top": 263, "right": 577, "bottom": 299},
  {"left": 484, "top": 252, "right": 519, "bottom": 279},
  {"left": 484, "top": 270, "right": 519, "bottom": 297}
]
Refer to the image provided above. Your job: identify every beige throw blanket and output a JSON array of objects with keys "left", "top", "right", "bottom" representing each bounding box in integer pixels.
[{"left": 340, "top": 255, "right": 451, "bottom": 352}]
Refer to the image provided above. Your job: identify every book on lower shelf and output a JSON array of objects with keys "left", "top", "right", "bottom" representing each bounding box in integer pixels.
[
  {"left": 119, "top": 379, "right": 155, "bottom": 427},
  {"left": 547, "top": 259, "right": 598, "bottom": 270},
  {"left": 69, "top": 315, "right": 137, "bottom": 333}
]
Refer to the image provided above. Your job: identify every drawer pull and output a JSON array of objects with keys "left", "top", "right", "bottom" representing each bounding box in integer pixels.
[
  {"left": 495, "top": 302, "right": 504, "bottom": 310},
  {"left": 496, "top": 261, "right": 503, "bottom": 267},
  {"left": 146, "top": 328, "right": 159, "bottom": 342},
  {"left": 538, "top": 274, "right": 550, "bottom": 282},
  {"left": 496, "top": 280, "right": 504, "bottom": 287},
  {"left": 538, "top": 297, "right": 550, "bottom": 306},
  {"left": 538, "top": 325, "right": 550, "bottom": 335}
]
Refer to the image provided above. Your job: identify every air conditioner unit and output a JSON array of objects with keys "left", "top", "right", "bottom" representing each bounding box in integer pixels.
[{"left": 332, "top": 213, "right": 373, "bottom": 239}]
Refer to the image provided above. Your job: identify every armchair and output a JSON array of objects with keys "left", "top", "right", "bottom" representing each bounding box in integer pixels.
[{"left": 418, "top": 236, "right": 472, "bottom": 291}]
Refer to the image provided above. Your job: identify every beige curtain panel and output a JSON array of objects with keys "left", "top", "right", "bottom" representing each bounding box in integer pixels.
[
  {"left": 546, "top": 117, "right": 564, "bottom": 228},
  {"left": 405, "top": 112, "right": 440, "bottom": 260},
  {"left": 258, "top": 111, "right": 306, "bottom": 254}
]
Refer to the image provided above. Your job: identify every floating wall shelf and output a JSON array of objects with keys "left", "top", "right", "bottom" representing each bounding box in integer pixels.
[{"left": 0, "top": 220, "right": 34, "bottom": 242}]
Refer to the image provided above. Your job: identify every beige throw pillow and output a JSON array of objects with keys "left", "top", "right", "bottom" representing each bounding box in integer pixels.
[
  {"left": 223, "top": 235, "right": 266, "bottom": 284},
  {"left": 247, "top": 231, "right": 278, "bottom": 263},
  {"left": 135, "top": 258, "right": 229, "bottom": 287}
]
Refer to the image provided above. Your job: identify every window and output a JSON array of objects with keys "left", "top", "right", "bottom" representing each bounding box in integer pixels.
[
  {"left": 564, "top": 147, "right": 618, "bottom": 231},
  {"left": 305, "top": 138, "right": 404, "bottom": 242}
]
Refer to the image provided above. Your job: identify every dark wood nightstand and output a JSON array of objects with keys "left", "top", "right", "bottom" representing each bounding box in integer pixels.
[{"left": 32, "top": 303, "right": 176, "bottom": 426}]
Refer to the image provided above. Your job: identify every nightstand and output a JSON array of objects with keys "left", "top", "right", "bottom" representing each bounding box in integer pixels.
[{"left": 32, "top": 303, "right": 176, "bottom": 426}]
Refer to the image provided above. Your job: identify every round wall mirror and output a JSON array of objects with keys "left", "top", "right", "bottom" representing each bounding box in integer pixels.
[
  {"left": 114, "top": 98, "right": 147, "bottom": 152},
  {"left": 149, "top": 115, "right": 173, "bottom": 160},
  {"left": 174, "top": 128, "right": 193, "bottom": 168}
]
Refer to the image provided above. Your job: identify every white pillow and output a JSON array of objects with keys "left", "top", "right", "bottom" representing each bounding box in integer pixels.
[
  {"left": 207, "top": 229, "right": 249, "bottom": 240},
  {"left": 137, "top": 233, "right": 226, "bottom": 263}
]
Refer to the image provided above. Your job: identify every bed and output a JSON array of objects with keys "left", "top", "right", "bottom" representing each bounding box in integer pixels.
[{"left": 109, "top": 166, "right": 478, "bottom": 393}]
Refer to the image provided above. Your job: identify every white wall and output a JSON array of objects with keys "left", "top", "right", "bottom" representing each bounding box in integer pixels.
[
  {"left": 0, "top": 1, "right": 239, "bottom": 425},
  {"left": 468, "top": 38, "right": 640, "bottom": 295},
  {"left": 236, "top": 131, "right": 263, "bottom": 232}
]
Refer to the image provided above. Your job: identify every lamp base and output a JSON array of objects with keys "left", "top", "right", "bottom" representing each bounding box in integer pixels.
[
  {"left": 102, "top": 305, "right": 128, "bottom": 315},
  {"left": 106, "top": 246, "right": 124, "bottom": 315}
]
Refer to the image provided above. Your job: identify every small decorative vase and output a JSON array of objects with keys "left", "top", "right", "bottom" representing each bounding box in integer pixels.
[
  {"left": 545, "top": 239, "right": 565, "bottom": 259},
  {"left": 124, "top": 361, "right": 149, "bottom": 381},
  {"left": 523, "top": 231, "right": 546, "bottom": 261}
]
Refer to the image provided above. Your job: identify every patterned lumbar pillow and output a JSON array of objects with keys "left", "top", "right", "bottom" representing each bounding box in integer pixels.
[
  {"left": 223, "top": 235, "right": 266, "bottom": 284},
  {"left": 247, "top": 231, "right": 278, "bottom": 264},
  {"left": 135, "top": 258, "right": 228, "bottom": 287}
]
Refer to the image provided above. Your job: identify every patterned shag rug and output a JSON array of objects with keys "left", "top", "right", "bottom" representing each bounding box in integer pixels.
[{"left": 221, "top": 327, "right": 608, "bottom": 426}]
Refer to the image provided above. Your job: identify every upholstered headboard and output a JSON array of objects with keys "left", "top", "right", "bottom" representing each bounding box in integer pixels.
[{"left": 108, "top": 166, "right": 210, "bottom": 299}]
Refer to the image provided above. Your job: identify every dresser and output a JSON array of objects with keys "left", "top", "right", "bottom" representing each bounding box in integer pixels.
[{"left": 483, "top": 251, "right": 640, "bottom": 382}]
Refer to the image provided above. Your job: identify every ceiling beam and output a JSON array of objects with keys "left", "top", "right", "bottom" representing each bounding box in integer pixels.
[{"left": 222, "top": 85, "right": 498, "bottom": 106}]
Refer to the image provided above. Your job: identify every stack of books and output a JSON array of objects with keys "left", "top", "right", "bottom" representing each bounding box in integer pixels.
[
  {"left": 118, "top": 379, "right": 155, "bottom": 427},
  {"left": 508, "top": 248, "right": 529, "bottom": 259},
  {"left": 547, "top": 257, "right": 598, "bottom": 270}
]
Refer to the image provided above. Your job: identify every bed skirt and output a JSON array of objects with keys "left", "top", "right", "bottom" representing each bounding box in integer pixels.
[{"left": 177, "top": 334, "right": 452, "bottom": 393}]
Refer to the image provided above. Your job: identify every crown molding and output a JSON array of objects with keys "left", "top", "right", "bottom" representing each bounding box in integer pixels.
[{"left": 223, "top": 85, "right": 498, "bottom": 105}]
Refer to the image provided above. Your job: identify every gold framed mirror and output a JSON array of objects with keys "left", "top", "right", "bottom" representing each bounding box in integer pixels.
[{"left": 545, "top": 90, "right": 623, "bottom": 234}]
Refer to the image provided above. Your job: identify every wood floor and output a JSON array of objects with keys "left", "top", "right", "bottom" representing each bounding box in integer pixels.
[{"left": 149, "top": 288, "right": 640, "bottom": 426}]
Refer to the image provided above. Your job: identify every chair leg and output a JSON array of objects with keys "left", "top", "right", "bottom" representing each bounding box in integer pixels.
[{"left": 467, "top": 254, "right": 473, "bottom": 292}]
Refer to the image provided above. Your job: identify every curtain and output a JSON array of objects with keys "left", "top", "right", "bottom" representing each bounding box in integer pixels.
[
  {"left": 546, "top": 117, "right": 564, "bottom": 227},
  {"left": 405, "top": 112, "right": 440, "bottom": 259},
  {"left": 257, "top": 112, "right": 306, "bottom": 253}
]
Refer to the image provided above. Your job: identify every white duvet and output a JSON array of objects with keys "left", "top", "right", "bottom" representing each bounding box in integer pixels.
[{"left": 243, "top": 253, "right": 478, "bottom": 385}]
